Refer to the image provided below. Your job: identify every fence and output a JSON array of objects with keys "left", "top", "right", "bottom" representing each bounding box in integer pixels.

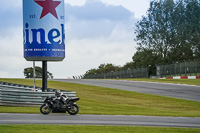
[
  {"left": 84, "top": 67, "right": 148, "bottom": 79},
  {"left": 83, "top": 61, "right": 200, "bottom": 79},
  {"left": 156, "top": 61, "right": 200, "bottom": 77},
  {"left": 0, "top": 81, "right": 76, "bottom": 107}
]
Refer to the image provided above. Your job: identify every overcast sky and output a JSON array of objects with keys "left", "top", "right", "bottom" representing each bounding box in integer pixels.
[{"left": 0, "top": 0, "right": 150, "bottom": 78}]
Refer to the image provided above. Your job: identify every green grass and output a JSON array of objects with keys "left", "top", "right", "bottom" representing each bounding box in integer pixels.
[
  {"left": 0, "top": 125, "right": 200, "bottom": 133},
  {"left": 119, "top": 78, "right": 200, "bottom": 86},
  {"left": 0, "top": 78, "right": 200, "bottom": 117}
]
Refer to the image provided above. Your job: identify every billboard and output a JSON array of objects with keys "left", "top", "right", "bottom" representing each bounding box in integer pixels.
[{"left": 23, "top": 0, "right": 65, "bottom": 61}]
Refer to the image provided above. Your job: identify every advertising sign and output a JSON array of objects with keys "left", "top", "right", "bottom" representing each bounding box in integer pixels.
[{"left": 23, "top": 0, "right": 65, "bottom": 61}]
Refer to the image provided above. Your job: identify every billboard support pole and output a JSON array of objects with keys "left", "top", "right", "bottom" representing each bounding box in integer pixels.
[
  {"left": 33, "top": 61, "right": 36, "bottom": 90},
  {"left": 42, "top": 61, "right": 47, "bottom": 92}
]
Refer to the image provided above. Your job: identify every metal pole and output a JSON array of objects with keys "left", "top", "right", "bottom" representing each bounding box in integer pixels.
[
  {"left": 185, "top": 61, "right": 186, "bottom": 76},
  {"left": 33, "top": 61, "right": 36, "bottom": 90},
  {"left": 42, "top": 61, "right": 47, "bottom": 92},
  {"left": 174, "top": 63, "right": 176, "bottom": 76}
]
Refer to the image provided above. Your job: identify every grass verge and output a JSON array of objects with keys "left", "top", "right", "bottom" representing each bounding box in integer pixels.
[
  {"left": 0, "top": 78, "right": 200, "bottom": 117},
  {"left": 0, "top": 125, "right": 200, "bottom": 133},
  {"left": 119, "top": 78, "right": 200, "bottom": 86}
]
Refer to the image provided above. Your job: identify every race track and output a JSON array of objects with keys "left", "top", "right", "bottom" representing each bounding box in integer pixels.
[
  {"left": 0, "top": 113, "right": 200, "bottom": 128},
  {"left": 53, "top": 79, "right": 200, "bottom": 102},
  {"left": 1, "top": 79, "right": 199, "bottom": 127}
]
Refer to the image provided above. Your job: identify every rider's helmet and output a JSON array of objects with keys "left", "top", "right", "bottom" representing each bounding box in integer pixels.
[{"left": 55, "top": 90, "right": 61, "bottom": 97}]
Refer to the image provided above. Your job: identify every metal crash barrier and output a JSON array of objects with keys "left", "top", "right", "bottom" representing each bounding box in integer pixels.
[{"left": 0, "top": 82, "right": 76, "bottom": 107}]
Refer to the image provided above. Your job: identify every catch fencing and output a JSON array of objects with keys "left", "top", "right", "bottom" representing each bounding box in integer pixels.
[
  {"left": 0, "top": 82, "right": 76, "bottom": 107},
  {"left": 84, "top": 67, "right": 148, "bottom": 79},
  {"left": 156, "top": 61, "right": 200, "bottom": 77}
]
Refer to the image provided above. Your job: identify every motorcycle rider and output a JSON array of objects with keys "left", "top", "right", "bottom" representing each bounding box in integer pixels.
[{"left": 55, "top": 90, "right": 67, "bottom": 106}]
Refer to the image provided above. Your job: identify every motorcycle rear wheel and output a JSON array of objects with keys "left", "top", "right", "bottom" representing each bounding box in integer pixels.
[
  {"left": 40, "top": 104, "right": 52, "bottom": 115},
  {"left": 68, "top": 104, "right": 79, "bottom": 115}
]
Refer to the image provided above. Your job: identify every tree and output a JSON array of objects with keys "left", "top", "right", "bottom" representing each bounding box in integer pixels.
[
  {"left": 131, "top": 49, "right": 158, "bottom": 75},
  {"left": 24, "top": 66, "right": 53, "bottom": 79},
  {"left": 122, "top": 62, "right": 136, "bottom": 70},
  {"left": 98, "top": 63, "right": 121, "bottom": 73},
  {"left": 83, "top": 63, "right": 122, "bottom": 78},
  {"left": 135, "top": 0, "right": 176, "bottom": 63},
  {"left": 134, "top": 0, "right": 200, "bottom": 65},
  {"left": 184, "top": 0, "right": 200, "bottom": 59}
]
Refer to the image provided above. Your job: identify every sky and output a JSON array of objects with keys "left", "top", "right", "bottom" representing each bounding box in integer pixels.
[{"left": 0, "top": 0, "right": 150, "bottom": 78}]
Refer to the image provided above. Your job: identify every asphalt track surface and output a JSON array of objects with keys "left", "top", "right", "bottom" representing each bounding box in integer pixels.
[
  {"left": 53, "top": 79, "right": 200, "bottom": 102},
  {"left": 0, "top": 113, "right": 200, "bottom": 128},
  {"left": 1, "top": 79, "right": 200, "bottom": 127}
]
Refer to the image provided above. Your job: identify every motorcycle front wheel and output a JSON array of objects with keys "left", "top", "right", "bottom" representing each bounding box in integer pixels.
[
  {"left": 40, "top": 104, "right": 52, "bottom": 115},
  {"left": 68, "top": 104, "right": 79, "bottom": 115}
]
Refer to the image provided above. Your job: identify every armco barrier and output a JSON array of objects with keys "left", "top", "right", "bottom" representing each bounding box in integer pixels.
[{"left": 0, "top": 82, "right": 76, "bottom": 107}]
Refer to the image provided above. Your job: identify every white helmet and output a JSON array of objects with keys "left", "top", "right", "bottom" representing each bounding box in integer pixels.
[{"left": 55, "top": 90, "right": 61, "bottom": 97}]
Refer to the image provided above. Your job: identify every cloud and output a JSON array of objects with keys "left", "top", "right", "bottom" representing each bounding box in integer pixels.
[
  {"left": 49, "top": 35, "right": 135, "bottom": 78},
  {"left": 0, "top": 6, "right": 22, "bottom": 37},
  {"left": 0, "top": 0, "right": 137, "bottom": 78},
  {"left": 49, "top": 22, "right": 136, "bottom": 78},
  {"left": 65, "top": 0, "right": 150, "bottom": 18},
  {"left": 1, "top": 0, "right": 22, "bottom": 10},
  {"left": 60, "top": 0, "right": 137, "bottom": 78},
  {"left": 0, "top": 27, "right": 33, "bottom": 78},
  {"left": 65, "top": 0, "right": 86, "bottom": 6},
  {"left": 100, "top": 0, "right": 149, "bottom": 18},
  {"left": 65, "top": 1, "right": 137, "bottom": 40},
  {"left": 66, "top": 0, "right": 133, "bottom": 21}
]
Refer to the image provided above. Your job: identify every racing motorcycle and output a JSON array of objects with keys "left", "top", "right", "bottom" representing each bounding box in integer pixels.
[{"left": 40, "top": 90, "right": 79, "bottom": 115}]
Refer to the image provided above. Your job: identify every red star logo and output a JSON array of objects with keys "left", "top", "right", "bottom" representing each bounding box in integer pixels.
[{"left": 34, "top": 0, "right": 61, "bottom": 19}]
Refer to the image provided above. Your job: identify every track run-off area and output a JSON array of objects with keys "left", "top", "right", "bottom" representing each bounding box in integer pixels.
[
  {"left": 53, "top": 79, "right": 200, "bottom": 102},
  {"left": 1, "top": 79, "right": 200, "bottom": 128}
]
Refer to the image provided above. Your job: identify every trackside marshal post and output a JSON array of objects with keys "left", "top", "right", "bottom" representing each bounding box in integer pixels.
[{"left": 23, "top": 0, "right": 65, "bottom": 91}]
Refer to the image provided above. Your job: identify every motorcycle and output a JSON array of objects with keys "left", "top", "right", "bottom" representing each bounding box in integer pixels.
[{"left": 40, "top": 92, "right": 80, "bottom": 115}]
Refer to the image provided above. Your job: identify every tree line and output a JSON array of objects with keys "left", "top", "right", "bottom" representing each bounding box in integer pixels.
[
  {"left": 84, "top": 0, "right": 200, "bottom": 77},
  {"left": 24, "top": 66, "right": 53, "bottom": 79}
]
